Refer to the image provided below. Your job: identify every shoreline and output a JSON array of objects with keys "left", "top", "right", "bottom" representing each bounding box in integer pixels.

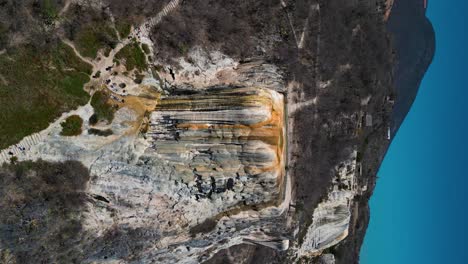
[{"left": 359, "top": 0, "right": 436, "bottom": 262}]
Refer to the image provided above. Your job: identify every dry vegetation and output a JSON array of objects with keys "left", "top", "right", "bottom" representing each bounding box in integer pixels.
[
  {"left": 151, "top": 0, "right": 286, "bottom": 64},
  {"left": 0, "top": 160, "right": 90, "bottom": 263},
  {"left": 62, "top": 4, "right": 118, "bottom": 58}
]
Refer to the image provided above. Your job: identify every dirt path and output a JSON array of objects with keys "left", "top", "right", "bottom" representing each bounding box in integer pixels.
[
  {"left": 288, "top": 97, "right": 318, "bottom": 115},
  {"left": 59, "top": 0, "right": 72, "bottom": 16},
  {"left": 61, "top": 38, "right": 95, "bottom": 66}
]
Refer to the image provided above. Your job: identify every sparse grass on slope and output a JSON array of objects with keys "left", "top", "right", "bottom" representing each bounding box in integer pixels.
[
  {"left": 0, "top": 42, "right": 92, "bottom": 149},
  {"left": 114, "top": 41, "right": 147, "bottom": 72},
  {"left": 73, "top": 22, "right": 119, "bottom": 59},
  {"left": 37, "top": 0, "right": 59, "bottom": 24},
  {"left": 115, "top": 21, "right": 132, "bottom": 39}
]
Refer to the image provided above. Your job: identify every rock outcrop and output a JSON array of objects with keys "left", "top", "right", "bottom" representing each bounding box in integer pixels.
[
  {"left": 298, "top": 151, "right": 358, "bottom": 257},
  {"left": 148, "top": 87, "right": 285, "bottom": 209}
]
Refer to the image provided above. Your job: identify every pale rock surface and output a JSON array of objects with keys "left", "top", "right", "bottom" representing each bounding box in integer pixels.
[
  {"left": 318, "top": 254, "right": 336, "bottom": 264},
  {"left": 298, "top": 151, "right": 358, "bottom": 257},
  {"left": 157, "top": 47, "right": 285, "bottom": 93}
]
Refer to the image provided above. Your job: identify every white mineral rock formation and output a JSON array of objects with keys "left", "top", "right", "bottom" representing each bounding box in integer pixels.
[
  {"left": 298, "top": 151, "right": 358, "bottom": 257},
  {"left": 157, "top": 47, "right": 285, "bottom": 93},
  {"left": 146, "top": 87, "right": 285, "bottom": 218}
]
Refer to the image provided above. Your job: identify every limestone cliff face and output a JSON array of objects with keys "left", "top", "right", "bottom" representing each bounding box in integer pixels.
[{"left": 148, "top": 87, "right": 285, "bottom": 209}]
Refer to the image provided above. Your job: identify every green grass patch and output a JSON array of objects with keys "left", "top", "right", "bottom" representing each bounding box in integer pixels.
[
  {"left": 40, "top": 0, "right": 59, "bottom": 24},
  {"left": 60, "top": 115, "right": 83, "bottom": 136},
  {"left": 115, "top": 21, "right": 132, "bottom": 39},
  {"left": 59, "top": 72, "right": 91, "bottom": 97},
  {"left": 114, "top": 41, "right": 147, "bottom": 72},
  {"left": 90, "top": 91, "right": 115, "bottom": 124},
  {"left": 74, "top": 22, "right": 118, "bottom": 59},
  {"left": 0, "top": 42, "right": 92, "bottom": 149}
]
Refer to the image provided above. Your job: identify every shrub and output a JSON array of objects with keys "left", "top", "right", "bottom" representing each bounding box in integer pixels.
[
  {"left": 90, "top": 91, "right": 115, "bottom": 123},
  {"left": 88, "top": 113, "right": 98, "bottom": 125},
  {"left": 142, "top": 43, "right": 150, "bottom": 54},
  {"left": 60, "top": 115, "right": 83, "bottom": 136}
]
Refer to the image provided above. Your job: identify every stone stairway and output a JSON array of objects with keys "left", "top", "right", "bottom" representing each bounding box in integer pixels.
[
  {"left": 139, "top": 0, "right": 181, "bottom": 37},
  {"left": 0, "top": 132, "right": 45, "bottom": 164}
]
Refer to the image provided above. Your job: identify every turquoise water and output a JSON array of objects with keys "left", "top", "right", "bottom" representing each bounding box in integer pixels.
[{"left": 361, "top": 1, "right": 468, "bottom": 263}]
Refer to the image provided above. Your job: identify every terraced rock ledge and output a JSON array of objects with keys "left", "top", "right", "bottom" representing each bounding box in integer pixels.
[{"left": 148, "top": 87, "right": 286, "bottom": 208}]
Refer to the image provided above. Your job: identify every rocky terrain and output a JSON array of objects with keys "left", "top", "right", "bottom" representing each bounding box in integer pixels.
[{"left": 0, "top": 0, "right": 434, "bottom": 263}]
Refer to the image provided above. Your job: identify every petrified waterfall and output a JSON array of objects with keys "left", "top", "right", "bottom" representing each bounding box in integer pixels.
[{"left": 147, "top": 87, "right": 286, "bottom": 207}]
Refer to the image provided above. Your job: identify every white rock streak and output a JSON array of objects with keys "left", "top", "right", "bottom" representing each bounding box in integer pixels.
[{"left": 298, "top": 151, "right": 358, "bottom": 257}]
